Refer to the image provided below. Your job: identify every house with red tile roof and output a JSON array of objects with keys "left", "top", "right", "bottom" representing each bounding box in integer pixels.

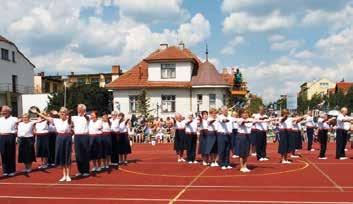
[
  {"left": 107, "top": 43, "right": 232, "bottom": 117},
  {"left": 331, "top": 81, "right": 353, "bottom": 95}
]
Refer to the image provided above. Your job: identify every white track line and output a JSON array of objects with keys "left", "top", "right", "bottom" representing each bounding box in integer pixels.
[
  {"left": 0, "top": 196, "right": 352, "bottom": 204},
  {"left": 1, "top": 182, "right": 353, "bottom": 189}
]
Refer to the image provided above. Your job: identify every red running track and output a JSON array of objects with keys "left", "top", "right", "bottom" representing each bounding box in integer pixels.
[{"left": 0, "top": 142, "right": 353, "bottom": 203}]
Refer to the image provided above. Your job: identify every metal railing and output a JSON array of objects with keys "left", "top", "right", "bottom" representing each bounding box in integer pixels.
[{"left": 0, "top": 83, "right": 34, "bottom": 94}]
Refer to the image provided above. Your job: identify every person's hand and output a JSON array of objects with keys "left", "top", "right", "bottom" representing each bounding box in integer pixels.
[{"left": 29, "top": 107, "right": 38, "bottom": 114}]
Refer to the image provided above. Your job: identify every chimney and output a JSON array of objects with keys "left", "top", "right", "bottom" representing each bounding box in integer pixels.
[
  {"left": 178, "top": 42, "right": 185, "bottom": 50},
  {"left": 159, "top": 43, "right": 168, "bottom": 50},
  {"left": 112, "top": 65, "right": 120, "bottom": 74},
  {"left": 37, "top": 72, "right": 45, "bottom": 77}
]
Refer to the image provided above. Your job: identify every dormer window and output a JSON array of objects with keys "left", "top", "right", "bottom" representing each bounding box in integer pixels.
[{"left": 161, "top": 63, "right": 176, "bottom": 79}]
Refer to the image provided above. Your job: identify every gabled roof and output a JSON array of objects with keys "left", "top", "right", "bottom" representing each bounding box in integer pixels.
[
  {"left": 144, "top": 46, "right": 201, "bottom": 64},
  {"left": 191, "top": 60, "right": 229, "bottom": 87},
  {"left": 0, "top": 35, "right": 36, "bottom": 68},
  {"left": 336, "top": 82, "right": 353, "bottom": 93}
]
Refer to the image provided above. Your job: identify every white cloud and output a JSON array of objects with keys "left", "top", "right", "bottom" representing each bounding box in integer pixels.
[
  {"left": 223, "top": 10, "right": 295, "bottom": 33},
  {"left": 221, "top": 36, "right": 244, "bottom": 55},
  {"left": 268, "top": 34, "right": 285, "bottom": 42},
  {"left": 221, "top": 0, "right": 270, "bottom": 13},
  {"left": 113, "top": 0, "right": 189, "bottom": 23},
  {"left": 292, "top": 50, "right": 316, "bottom": 59},
  {"left": 302, "top": 4, "right": 353, "bottom": 30},
  {"left": 270, "top": 39, "right": 303, "bottom": 51},
  {"left": 178, "top": 13, "right": 211, "bottom": 46}
]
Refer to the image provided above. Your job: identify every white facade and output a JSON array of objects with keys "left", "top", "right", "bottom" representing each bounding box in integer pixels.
[
  {"left": 148, "top": 62, "right": 193, "bottom": 82},
  {"left": 113, "top": 88, "right": 227, "bottom": 118},
  {"left": 0, "top": 39, "right": 35, "bottom": 115},
  {"left": 19, "top": 94, "right": 51, "bottom": 115}
]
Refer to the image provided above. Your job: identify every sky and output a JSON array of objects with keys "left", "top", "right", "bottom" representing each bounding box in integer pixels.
[{"left": 1, "top": 0, "right": 353, "bottom": 102}]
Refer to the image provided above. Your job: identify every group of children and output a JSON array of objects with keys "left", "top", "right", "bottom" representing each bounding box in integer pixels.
[
  {"left": 172, "top": 106, "right": 353, "bottom": 173},
  {"left": 0, "top": 105, "right": 132, "bottom": 182}
]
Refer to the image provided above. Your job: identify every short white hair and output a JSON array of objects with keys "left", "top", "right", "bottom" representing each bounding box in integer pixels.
[
  {"left": 77, "top": 104, "right": 86, "bottom": 110},
  {"left": 1, "top": 105, "right": 11, "bottom": 112},
  {"left": 59, "top": 107, "right": 68, "bottom": 113},
  {"left": 111, "top": 110, "right": 118, "bottom": 115}
]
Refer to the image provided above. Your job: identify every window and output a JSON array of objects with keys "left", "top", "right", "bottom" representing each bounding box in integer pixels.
[
  {"left": 209, "top": 94, "right": 216, "bottom": 109},
  {"left": 12, "top": 75, "right": 17, "bottom": 93},
  {"left": 77, "top": 78, "right": 85, "bottom": 84},
  {"left": 129, "top": 95, "right": 138, "bottom": 113},
  {"left": 197, "top": 94, "right": 203, "bottom": 104},
  {"left": 161, "top": 95, "right": 176, "bottom": 113},
  {"left": 161, "top": 63, "right": 176, "bottom": 79},
  {"left": 1, "top": 48, "right": 9, "bottom": 61},
  {"left": 320, "top": 82, "right": 329, "bottom": 88},
  {"left": 44, "top": 82, "right": 50, "bottom": 93},
  {"left": 105, "top": 78, "right": 111, "bottom": 84},
  {"left": 222, "top": 94, "right": 227, "bottom": 106},
  {"left": 53, "top": 83, "right": 58, "bottom": 92},
  {"left": 91, "top": 78, "right": 99, "bottom": 86},
  {"left": 12, "top": 51, "right": 15, "bottom": 62}
]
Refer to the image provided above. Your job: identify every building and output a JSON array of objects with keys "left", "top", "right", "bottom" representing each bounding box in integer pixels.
[
  {"left": 34, "top": 65, "right": 122, "bottom": 94},
  {"left": 298, "top": 78, "right": 335, "bottom": 100},
  {"left": 107, "top": 43, "right": 232, "bottom": 117},
  {"left": 0, "top": 35, "right": 35, "bottom": 115},
  {"left": 327, "top": 81, "right": 353, "bottom": 95}
]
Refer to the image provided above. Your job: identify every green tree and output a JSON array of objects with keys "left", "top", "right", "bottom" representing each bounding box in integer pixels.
[
  {"left": 47, "top": 84, "right": 113, "bottom": 114},
  {"left": 297, "top": 94, "right": 309, "bottom": 114},
  {"left": 308, "top": 93, "right": 323, "bottom": 109},
  {"left": 345, "top": 87, "right": 353, "bottom": 111},
  {"left": 248, "top": 94, "right": 264, "bottom": 114},
  {"left": 136, "top": 89, "right": 152, "bottom": 118}
]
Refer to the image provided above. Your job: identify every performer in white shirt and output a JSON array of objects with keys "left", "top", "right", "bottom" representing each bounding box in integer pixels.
[
  {"left": 217, "top": 106, "right": 233, "bottom": 170},
  {"left": 317, "top": 114, "right": 334, "bottom": 159},
  {"left": 17, "top": 113, "right": 36, "bottom": 173},
  {"left": 101, "top": 112, "right": 112, "bottom": 169},
  {"left": 110, "top": 111, "right": 120, "bottom": 166},
  {"left": 117, "top": 112, "right": 132, "bottom": 164},
  {"left": 206, "top": 108, "right": 219, "bottom": 167},
  {"left": 72, "top": 104, "right": 90, "bottom": 177},
  {"left": 34, "top": 113, "right": 50, "bottom": 169},
  {"left": 32, "top": 107, "right": 73, "bottom": 182},
  {"left": 252, "top": 106, "right": 270, "bottom": 161},
  {"left": 277, "top": 109, "right": 294, "bottom": 164},
  {"left": 47, "top": 111, "right": 58, "bottom": 166},
  {"left": 88, "top": 111, "right": 103, "bottom": 172},
  {"left": 336, "top": 107, "right": 353, "bottom": 160},
  {"left": 0, "top": 105, "right": 18, "bottom": 177},
  {"left": 185, "top": 112, "right": 198, "bottom": 164},
  {"left": 305, "top": 111, "right": 316, "bottom": 151},
  {"left": 231, "top": 111, "right": 240, "bottom": 159},
  {"left": 198, "top": 111, "right": 209, "bottom": 165},
  {"left": 173, "top": 113, "right": 187, "bottom": 162}
]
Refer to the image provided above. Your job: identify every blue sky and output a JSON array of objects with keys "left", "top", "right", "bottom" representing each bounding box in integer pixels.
[{"left": 1, "top": 0, "right": 353, "bottom": 102}]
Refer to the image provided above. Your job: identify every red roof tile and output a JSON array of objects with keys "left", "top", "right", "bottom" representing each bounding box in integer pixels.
[
  {"left": 336, "top": 82, "right": 353, "bottom": 94},
  {"left": 144, "top": 46, "right": 201, "bottom": 64},
  {"left": 191, "top": 61, "right": 229, "bottom": 86}
]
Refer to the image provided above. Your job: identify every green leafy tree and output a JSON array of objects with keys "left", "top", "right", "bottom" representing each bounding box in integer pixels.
[
  {"left": 47, "top": 84, "right": 113, "bottom": 114},
  {"left": 297, "top": 94, "right": 309, "bottom": 114},
  {"left": 248, "top": 94, "right": 264, "bottom": 114},
  {"left": 137, "top": 89, "right": 152, "bottom": 118}
]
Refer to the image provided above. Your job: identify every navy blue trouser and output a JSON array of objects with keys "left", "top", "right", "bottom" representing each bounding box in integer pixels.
[
  {"left": 307, "top": 127, "right": 314, "bottom": 150},
  {"left": 48, "top": 132, "right": 56, "bottom": 164},
  {"left": 336, "top": 129, "right": 347, "bottom": 159},
  {"left": 111, "top": 132, "right": 119, "bottom": 164},
  {"left": 0, "top": 135, "right": 16, "bottom": 174},
  {"left": 186, "top": 133, "right": 197, "bottom": 162},
  {"left": 255, "top": 131, "right": 267, "bottom": 160},
  {"left": 74, "top": 135, "right": 90, "bottom": 174},
  {"left": 217, "top": 133, "right": 231, "bottom": 167}
]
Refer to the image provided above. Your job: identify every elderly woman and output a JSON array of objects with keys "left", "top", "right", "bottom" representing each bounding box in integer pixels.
[
  {"left": 31, "top": 107, "right": 73, "bottom": 182},
  {"left": 0, "top": 106, "right": 18, "bottom": 176},
  {"left": 173, "top": 113, "right": 187, "bottom": 162},
  {"left": 17, "top": 113, "right": 36, "bottom": 173}
]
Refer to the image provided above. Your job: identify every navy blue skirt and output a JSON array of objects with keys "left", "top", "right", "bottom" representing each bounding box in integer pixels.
[
  {"left": 36, "top": 134, "right": 50, "bottom": 157},
  {"left": 102, "top": 134, "right": 112, "bottom": 156},
  {"left": 250, "top": 130, "right": 257, "bottom": 145},
  {"left": 288, "top": 131, "right": 296, "bottom": 152},
  {"left": 174, "top": 129, "right": 186, "bottom": 152},
  {"left": 231, "top": 129, "right": 238, "bottom": 151},
  {"left": 117, "top": 132, "right": 132, "bottom": 154},
  {"left": 235, "top": 134, "right": 250, "bottom": 158},
  {"left": 55, "top": 135, "right": 72, "bottom": 166},
  {"left": 278, "top": 130, "right": 289, "bottom": 155},
  {"left": 294, "top": 131, "right": 303, "bottom": 150},
  {"left": 90, "top": 136, "right": 104, "bottom": 160},
  {"left": 198, "top": 129, "right": 208, "bottom": 155},
  {"left": 205, "top": 131, "right": 217, "bottom": 154},
  {"left": 18, "top": 137, "right": 36, "bottom": 163}
]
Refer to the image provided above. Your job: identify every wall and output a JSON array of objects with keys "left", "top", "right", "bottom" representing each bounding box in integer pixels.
[
  {"left": 191, "top": 87, "right": 227, "bottom": 112},
  {"left": 19, "top": 94, "right": 51, "bottom": 115},
  {"left": 147, "top": 61, "right": 193, "bottom": 82}
]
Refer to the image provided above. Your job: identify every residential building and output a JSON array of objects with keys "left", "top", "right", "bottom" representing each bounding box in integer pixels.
[
  {"left": 327, "top": 81, "right": 353, "bottom": 95},
  {"left": 0, "top": 35, "right": 35, "bottom": 115},
  {"left": 298, "top": 78, "right": 335, "bottom": 100},
  {"left": 34, "top": 65, "right": 122, "bottom": 94},
  {"left": 107, "top": 43, "right": 232, "bottom": 118}
]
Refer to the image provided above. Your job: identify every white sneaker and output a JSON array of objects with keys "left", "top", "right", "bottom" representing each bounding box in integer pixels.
[
  {"left": 281, "top": 160, "right": 291, "bottom": 164},
  {"left": 91, "top": 167, "right": 97, "bottom": 172},
  {"left": 262, "top": 157, "right": 269, "bottom": 161},
  {"left": 42, "top": 164, "right": 48, "bottom": 169},
  {"left": 240, "top": 168, "right": 249, "bottom": 173},
  {"left": 2, "top": 173, "right": 8, "bottom": 177},
  {"left": 259, "top": 158, "right": 265, "bottom": 161},
  {"left": 291, "top": 155, "right": 300, "bottom": 158},
  {"left": 181, "top": 158, "right": 186, "bottom": 162},
  {"left": 66, "top": 176, "right": 71, "bottom": 182},
  {"left": 96, "top": 167, "right": 102, "bottom": 172},
  {"left": 214, "top": 162, "right": 219, "bottom": 167},
  {"left": 226, "top": 166, "right": 232, "bottom": 169},
  {"left": 318, "top": 157, "right": 327, "bottom": 160},
  {"left": 83, "top": 173, "right": 90, "bottom": 177},
  {"left": 339, "top": 157, "right": 348, "bottom": 160},
  {"left": 310, "top": 149, "right": 315, "bottom": 152},
  {"left": 244, "top": 168, "right": 251, "bottom": 172},
  {"left": 221, "top": 166, "right": 227, "bottom": 170},
  {"left": 188, "top": 161, "right": 193, "bottom": 164},
  {"left": 232, "top": 155, "right": 239, "bottom": 158},
  {"left": 8, "top": 173, "right": 15, "bottom": 177},
  {"left": 210, "top": 162, "right": 216, "bottom": 167},
  {"left": 251, "top": 153, "right": 257, "bottom": 156},
  {"left": 111, "top": 163, "right": 118, "bottom": 166},
  {"left": 59, "top": 176, "right": 66, "bottom": 182},
  {"left": 193, "top": 161, "right": 198, "bottom": 164},
  {"left": 124, "top": 161, "right": 128, "bottom": 164},
  {"left": 26, "top": 169, "right": 32, "bottom": 173},
  {"left": 178, "top": 159, "right": 182, "bottom": 163},
  {"left": 344, "top": 148, "right": 348, "bottom": 152},
  {"left": 105, "top": 165, "right": 109, "bottom": 169},
  {"left": 202, "top": 161, "right": 208, "bottom": 166},
  {"left": 75, "top": 173, "right": 82, "bottom": 177}
]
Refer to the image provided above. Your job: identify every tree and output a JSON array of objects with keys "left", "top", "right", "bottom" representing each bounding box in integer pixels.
[
  {"left": 345, "top": 87, "right": 353, "bottom": 111},
  {"left": 248, "top": 94, "right": 264, "bottom": 114},
  {"left": 136, "top": 89, "right": 152, "bottom": 118},
  {"left": 297, "top": 94, "right": 309, "bottom": 114},
  {"left": 47, "top": 84, "right": 113, "bottom": 114}
]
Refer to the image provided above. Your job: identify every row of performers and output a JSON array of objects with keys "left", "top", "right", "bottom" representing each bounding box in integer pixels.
[
  {"left": 172, "top": 106, "right": 353, "bottom": 173},
  {"left": 0, "top": 105, "right": 132, "bottom": 182}
]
